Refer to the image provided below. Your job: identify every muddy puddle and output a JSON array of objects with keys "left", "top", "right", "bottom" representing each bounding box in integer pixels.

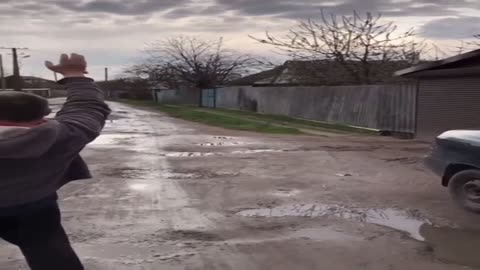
[
  {"left": 224, "top": 227, "right": 359, "bottom": 246},
  {"left": 90, "top": 134, "right": 142, "bottom": 146},
  {"left": 103, "top": 167, "right": 199, "bottom": 180},
  {"left": 289, "top": 227, "right": 359, "bottom": 242},
  {"left": 197, "top": 136, "right": 251, "bottom": 147},
  {"left": 212, "top": 136, "right": 235, "bottom": 140},
  {"left": 170, "top": 169, "right": 239, "bottom": 179},
  {"left": 271, "top": 189, "right": 301, "bottom": 197},
  {"left": 237, "top": 203, "right": 429, "bottom": 241},
  {"left": 197, "top": 142, "right": 247, "bottom": 147},
  {"left": 163, "top": 149, "right": 286, "bottom": 157},
  {"left": 128, "top": 183, "right": 151, "bottom": 191},
  {"left": 237, "top": 203, "right": 480, "bottom": 268},
  {"left": 231, "top": 149, "right": 284, "bottom": 154},
  {"left": 419, "top": 224, "right": 480, "bottom": 268}
]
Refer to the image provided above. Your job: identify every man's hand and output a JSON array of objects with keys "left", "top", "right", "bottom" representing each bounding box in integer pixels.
[{"left": 45, "top": 53, "right": 88, "bottom": 78}]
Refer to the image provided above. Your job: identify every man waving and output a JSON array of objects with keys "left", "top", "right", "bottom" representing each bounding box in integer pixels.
[{"left": 0, "top": 53, "right": 110, "bottom": 270}]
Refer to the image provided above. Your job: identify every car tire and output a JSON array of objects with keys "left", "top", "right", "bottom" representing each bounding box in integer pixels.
[{"left": 449, "top": 169, "right": 480, "bottom": 213}]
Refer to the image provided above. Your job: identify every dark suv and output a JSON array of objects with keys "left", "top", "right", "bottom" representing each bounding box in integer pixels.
[{"left": 425, "top": 130, "right": 480, "bottom": 213}]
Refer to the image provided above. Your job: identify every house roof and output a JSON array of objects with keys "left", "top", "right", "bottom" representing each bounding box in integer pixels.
[
  {"left": 225, "top": 66, "right": 284, "bottom": 86},
  {"left": 227, "top": 60, "right": 414, "bottom": 86},
  {"left": 5, "top": 75, "right": 55, "bottom": 82},
  {"left": 4, "top": 75, "right": 61, "bottom": 89},
  {"left": 395, "top": 49, "right": 480, "bottom": 77}
]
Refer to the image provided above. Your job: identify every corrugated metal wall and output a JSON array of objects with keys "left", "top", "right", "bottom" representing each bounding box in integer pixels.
[
  {"left": 153, "top": 87, "right": 200, "bottom": 105},
  {"left": 216, "top": 84, "right": 417, "bottom": 133},
  {"left": 377, "top": 83, "right": 417, "bottom": 134},
  {"left": 417, "top": 77, "right": 480, "bottom": 140},
  {"left": 155, "top": 89, "right": 177, "bottom": 104}
]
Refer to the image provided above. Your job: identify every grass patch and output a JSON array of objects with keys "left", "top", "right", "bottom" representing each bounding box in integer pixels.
[
  {"left": 200, "top": 108, "right": 378, "bottom": 135},
  {"left": 119, "top": 100, "right": 378, "bottom": 135},
  {"left": 119, "top": 100, "right": 302, "bottom": 134}
]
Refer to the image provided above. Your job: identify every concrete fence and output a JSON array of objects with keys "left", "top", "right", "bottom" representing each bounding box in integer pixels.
[{"left": 216, "top": 83, "right": 417, "bottom": 134}]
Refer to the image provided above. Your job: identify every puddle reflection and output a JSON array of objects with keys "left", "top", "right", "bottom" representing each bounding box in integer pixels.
[
  {"left": 237, "top": 203, "right": 430, "bottom": 241},
  {"left": 163, "top": 149, "right": 286, "bottom": 157},
  {"left": 90, "top": 134, "right": 142, "bottom": 146},
  {"left": 197, "top": 142, "right": 246, "bottom": 146},
  {"left": 128, "top": 183, "right": 150, "bottom": 191},
  {"left": 238, "top": 203, "right": 480, "bottom": 268}
]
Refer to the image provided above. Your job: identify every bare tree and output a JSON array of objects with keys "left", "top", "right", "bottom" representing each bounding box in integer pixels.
[
  {"left": 98, "top": 76, "right": 152, "bottom": 100},
  {"left": 465, "top": 34, "right": 480, "bottom": 48},
  {"left": 128, "top": 62, "right": 182, "bottom": 90},
  {"left": 251, "top": 10, "right": 424, "bottom": 84},
  {"left": 447, "top": 35, "right": 480, "bottom": 56},
  {"left": 134, "top": 36, "right": 267, "bottom": 90}
]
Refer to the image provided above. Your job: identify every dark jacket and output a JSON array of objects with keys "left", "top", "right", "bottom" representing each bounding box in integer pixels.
[{"left": 0, "top": 77, "right": 111, "bottom": 214}]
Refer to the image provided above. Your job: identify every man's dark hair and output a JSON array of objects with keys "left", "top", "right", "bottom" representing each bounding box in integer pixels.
[{"left": 0, "top": 91, "right": 51, "bottom": 122}]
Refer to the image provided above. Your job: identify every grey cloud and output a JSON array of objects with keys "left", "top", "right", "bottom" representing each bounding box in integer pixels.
[
  {"left": 51, "top": 0, "right": 191, "bottom": 15},
  {"left": 12, "top": 2, "right": 49, "bottom": 10},
  {"left": 162, "top": 7, "right": 202, "bottom": 19},
  {"left": 0, "top": 0, "right": 192, "bottom": 16},
  {"left": 162, "top": 6, "right": 227, "bottom": 19},
  {"left": 420, "top": 17, "right": 480, "bottom": 39},
  {"left": 3, "top": 0, "right": 479, "bottom": 21},
  {"left": 69, "top": 18, "right": 94, "bottom": 25},
  {"left": 383, "top": 5, "right": 457, "bottom": 17},
  {"left": 212, "top": 0, "right": 477, "bottom": 19},
  {"left": 181, "top": 17, "right": 259, "bottom": 33},
  {"left": 1, "top": 0, "right": 479, "bottom": 43}
]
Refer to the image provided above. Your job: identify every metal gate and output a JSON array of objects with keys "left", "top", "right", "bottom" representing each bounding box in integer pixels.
[
  {"left": 417, "top": 77, "right": 480, "bottom": 140},
  {"left": 201, "top": 88, "right": 216, "bottom": 108}
]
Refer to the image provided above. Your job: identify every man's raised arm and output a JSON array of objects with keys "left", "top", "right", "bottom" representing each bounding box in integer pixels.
[{"left": 46, "top": 53, "right": 111, "bottom": 143}]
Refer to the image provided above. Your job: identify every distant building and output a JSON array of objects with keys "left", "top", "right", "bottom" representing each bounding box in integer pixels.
[
  {"left": 2, "top": 76, "right": 63, "bottom": 97},
  {"left": 227, "top": 60, "right": 415, "bottom": 87},
  {"left": 4, "top": 75, "right": 59, "bottom": 90}
]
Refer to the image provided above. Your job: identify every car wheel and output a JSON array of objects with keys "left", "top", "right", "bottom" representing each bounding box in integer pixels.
[{"left": 449, "top": 169, "right": 480, "bottom": 213}]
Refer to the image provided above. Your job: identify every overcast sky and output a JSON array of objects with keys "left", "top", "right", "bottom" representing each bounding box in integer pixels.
[{"left": 1, "top": 0, "right": 479, "bottom": 80}]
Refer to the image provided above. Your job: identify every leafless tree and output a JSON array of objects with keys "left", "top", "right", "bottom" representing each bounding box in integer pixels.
[
  {"left": 98, "top": 76, "right": 152, "bottom": 100},
  {"left": 251, "top": 10, "right": 425, "bottom": 84},
  {"left": 465, "top": 34, "right": 480, "bottom": 48},
  {"left": 447, "top": 35, "right": 480, "bottom": 56},
  {"left": 133, "top": 36, "right": 268, "bottom": 89},
  {"left": 128, "top": 62, "right": 182, "bottom": 90}
]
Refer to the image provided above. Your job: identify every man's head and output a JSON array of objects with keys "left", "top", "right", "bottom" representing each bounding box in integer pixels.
[{"left": 0, "top": 91, "right": 51, "bottom": 123}]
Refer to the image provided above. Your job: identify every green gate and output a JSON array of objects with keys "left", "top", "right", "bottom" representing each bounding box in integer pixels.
[{"left": 201, "top": 88, "right": 216, "bottom": 108}]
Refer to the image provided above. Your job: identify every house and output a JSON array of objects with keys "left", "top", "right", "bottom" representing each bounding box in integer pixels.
[
  {"left": 4, "top": 75, "right": 58, "bottom": 89},
  {"left": 395, "top": 49, "right": 480, "bottom": 140},
  {"left": 227, "top": 60, "right": 413, "bottom": 86},
  {"left": 2, "top": 76, "right": 62, "bottom": 97}
]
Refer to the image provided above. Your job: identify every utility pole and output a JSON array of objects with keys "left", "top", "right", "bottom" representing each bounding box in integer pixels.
[
  {"left": 104, "top": 67, "right": 109, "bottom": 81},
  {"left": 104, "top": 67, "right": 110, "bottom": 98},
  {"left": 0, "top": 54, "right": 5, "bottom": 91},
  {"left": 0, "top": 47, "right": 28, "bottom": 91},
  {"left": 12, "top": 48, "right": 21, "bottom": 91}
]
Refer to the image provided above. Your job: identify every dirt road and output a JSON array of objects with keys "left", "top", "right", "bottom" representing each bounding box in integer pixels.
[{"left": 2, "top": 102, "right": 480, "bottom": 269}]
